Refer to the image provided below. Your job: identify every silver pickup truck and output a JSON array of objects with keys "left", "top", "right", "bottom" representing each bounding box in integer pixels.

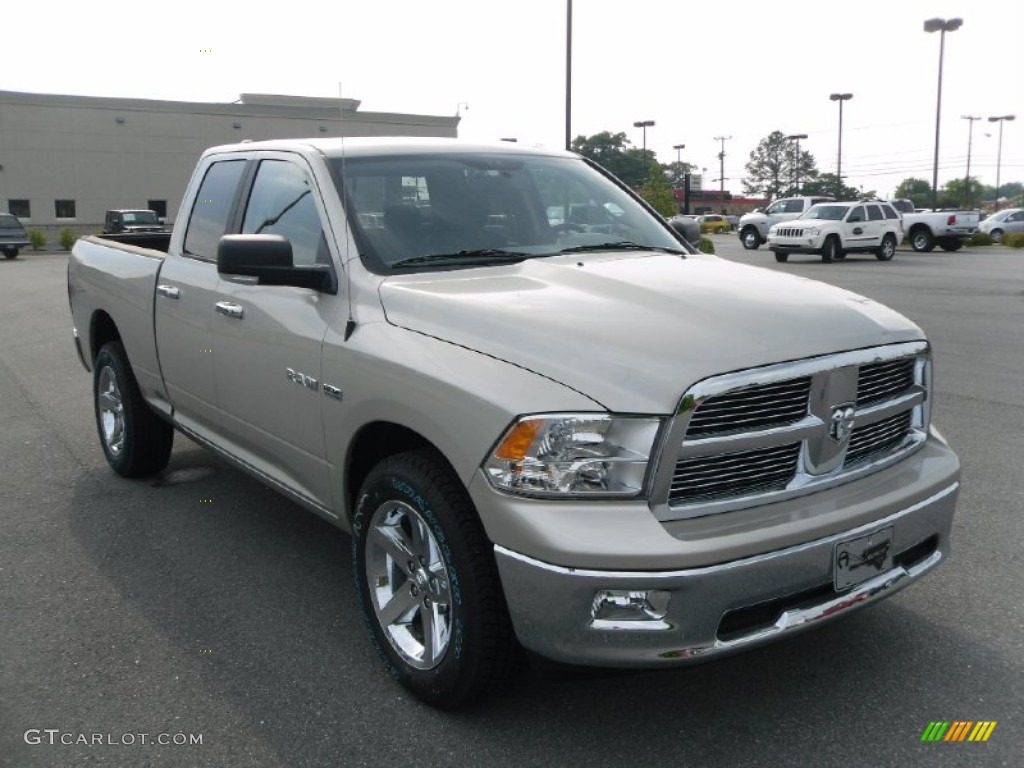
[{"left": 68, "top": 138, "right": 960, "bottom": 708}]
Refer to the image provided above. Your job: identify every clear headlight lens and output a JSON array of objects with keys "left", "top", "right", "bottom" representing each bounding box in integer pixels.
[
  {"left": 805, "top": 226, "right": 820, "bottom": 237},
  {"left": 484, "top": 414, "right": 662, "bottom": 497}
]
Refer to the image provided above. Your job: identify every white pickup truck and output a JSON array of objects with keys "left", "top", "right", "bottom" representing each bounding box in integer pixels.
[
  {"left": 68, "top": 138, "right": 960, "bottom": 708},
  {"left": 888, "top": 198, "right": 980, "bottom": 252}
]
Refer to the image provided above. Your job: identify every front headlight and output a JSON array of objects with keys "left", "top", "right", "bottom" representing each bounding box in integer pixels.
[
  {"left": 484, "top": 414, "right": 662, "bottom": 498},
  {"left": 805, "top": 226, "right": 820, "bottom": 237}
]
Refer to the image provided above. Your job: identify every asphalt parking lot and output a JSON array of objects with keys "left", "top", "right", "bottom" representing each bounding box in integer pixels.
[{"left": 2, "top": 243, "right": 1022, "bottom": 767}]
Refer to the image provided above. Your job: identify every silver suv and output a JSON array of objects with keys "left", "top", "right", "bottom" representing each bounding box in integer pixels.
[{"left": 767, "top": 200, "right": 903, "bottom": 263}]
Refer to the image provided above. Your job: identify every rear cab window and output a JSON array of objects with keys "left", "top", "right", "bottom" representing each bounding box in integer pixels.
[{"left": 183, "top": 160, "right": 247, "bottom": 261}]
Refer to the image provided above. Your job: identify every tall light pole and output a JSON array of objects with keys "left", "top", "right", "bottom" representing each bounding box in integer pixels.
[
  {"left": 565, "top": 0, "right": 572, "bottom": 151},
  {"left": 988, "top": 114, "right": 1016, "bottom": 210},
  {"left": 786, "top": 133, "right": 808, "bottom": 194},
  {"left": 633, "top": 120, "right": 655, "bottom": 183},
  {"left": 672, "top": 143, "right": 686, "bottom": 186},
  {"left": 714, "top": 135, "right": 731, "bottom": 212},
  {"left": 829, "top": 93, "right": 853, "bottom": 198},
  {"left": 924, "top": 17, "right": 962, "bottom": 210},
  {"left": 961, "top": 115, "right": 981, "bottom": 208}
]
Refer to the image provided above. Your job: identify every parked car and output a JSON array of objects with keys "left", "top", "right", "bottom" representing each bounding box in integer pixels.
[
  {"left": 103, "top": 209, "right": 166, "bottom": 234},
  {"left": 767, "top": 200, "right": 903, "bottom": 263},
  {"left": 0, "top": 212, "right": 31, "bottom": 259},
  {"left": 696, "top": 214, "right": 731, "bottom": 234},
  {"left": 979, "top": 207, "right": 1024, "bottom": 243}
]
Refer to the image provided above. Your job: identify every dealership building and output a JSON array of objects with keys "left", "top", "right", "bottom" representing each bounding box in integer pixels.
[{"left": 0, "top": 90, "right": 460, "bottom": 238}]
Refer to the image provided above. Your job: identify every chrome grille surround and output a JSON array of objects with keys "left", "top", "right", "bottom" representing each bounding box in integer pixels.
[
  {"left": 774, "top": 227, "right": 805, "bottom": 238},
  {"left": 650, "top": 342, "right": 931, "bottom": 521}
]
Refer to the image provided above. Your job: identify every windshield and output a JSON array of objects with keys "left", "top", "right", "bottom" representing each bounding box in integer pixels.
[
  {"left": 122, "top": 211, "right": 159, "bottom": 224},
  {"left": 802, "top": 205, "right": 849, "bottom": 221},
  {"left": 331, "top": 152, "right": 689, "bottom": 272}
]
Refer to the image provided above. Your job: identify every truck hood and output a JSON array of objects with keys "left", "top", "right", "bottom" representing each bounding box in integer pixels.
[{"left": 378, "top": 252, "right": 924, "bottom": 413}]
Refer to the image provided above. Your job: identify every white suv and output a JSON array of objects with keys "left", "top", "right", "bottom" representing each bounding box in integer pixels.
[{"left": 767, "top": 201, "right": 903, "bottom": 263}]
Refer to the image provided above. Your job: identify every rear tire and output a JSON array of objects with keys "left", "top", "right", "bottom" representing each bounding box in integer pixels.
[
  {"left": 3, "top": 248, "right": 17, "bottom": 259},
  {"left": 875, "top": 234, "right": 897, "bottom": 261},
  {"left": 939, "top": 238, "right": 963, "bottom": 252},
  {"left": 910, "top": 228, "right": 935, "bottom": 253},
  {"left": 93, "top": 341, "right": 173, "bottom": 477},
  {"left": 352, "top": 450, "right": 520, "bottom": 709}
]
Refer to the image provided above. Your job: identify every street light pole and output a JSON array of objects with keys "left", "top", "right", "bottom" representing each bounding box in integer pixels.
[
  {"left": 786, "top": 133, "right": 808, "bottom": 194},
  {"left": 565, "top": 0, "right": 572, "bottom": 151},
  {"left": 924, "top": 17, "right": 962, "bottom": 210},
  {"left": 988, "top": 114, "right": 1016, "bottom": 210},
  {"left": 633, "top": 120, "right": 655, "bottom": 183},
  {"left": 672, "top": 143, "right": 686, "bottom": 186},
  {"left": 961, "top": 115, "right": 981, "bottom": 208},
  {"left": 714, "top": 136, "right": 731, "bottom": 212},
  {"left": 829, "top": 93, "right": 853, "bottom": 198}
]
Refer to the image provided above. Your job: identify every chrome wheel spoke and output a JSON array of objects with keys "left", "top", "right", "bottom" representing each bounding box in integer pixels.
[
  {"left": 369, "top": 521, "right": 415, "bottom": 568},
  {"left": 377, "top": 581, "right": 418, "bottom": 626}
]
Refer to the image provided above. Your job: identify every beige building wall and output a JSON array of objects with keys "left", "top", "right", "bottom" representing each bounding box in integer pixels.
[{"left": 0, "top": 91, "right": 459, "bottom": 237}]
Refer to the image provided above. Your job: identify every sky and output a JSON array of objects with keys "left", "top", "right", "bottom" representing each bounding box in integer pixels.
[{"left": 5, "top": 0, "right": 1022, "bottom": 200}]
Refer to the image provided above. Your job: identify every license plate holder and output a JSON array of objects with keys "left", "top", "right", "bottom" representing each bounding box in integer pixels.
[{"left": 834, "top": 527, "right": 894, "bottom": 591}]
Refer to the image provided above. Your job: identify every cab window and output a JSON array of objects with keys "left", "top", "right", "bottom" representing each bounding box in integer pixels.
[
  {"left": 183, "top": 160, "right": 246, "bottom": 261},
  {"left": 241, "top": 160, "right": 330, "bottom": 267}
]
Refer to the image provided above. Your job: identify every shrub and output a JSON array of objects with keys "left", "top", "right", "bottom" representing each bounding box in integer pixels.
[
  {"left": 698, "top": 237, "right": 715, "bottom": 254},
  {"left": 1003, "top": 232, "right": 1024, "bottom": 248},
  {"left": 59, "top": 228, "right": 77, "bottom": 251},
  {"left": 967, "top": 231, "right": 992, "bottom": 247},
  {"left": 28, "top": 229, "right": 47, "bottom": 250}
]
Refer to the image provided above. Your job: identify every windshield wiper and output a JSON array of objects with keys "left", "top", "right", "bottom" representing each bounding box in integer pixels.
[
  {"left": 390, "top": 249, "right": 537, "bottom": 269},
  {"left": 557, "top": 241, "right": 686, "bottom": 255}
]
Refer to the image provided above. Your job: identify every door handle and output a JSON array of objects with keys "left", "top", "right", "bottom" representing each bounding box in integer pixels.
[
  {"left": 215, "top": 301, "right": 245, "bottom": 319},
  {"left": 156, "top": 284, "right": 180, "bottom": 299}
]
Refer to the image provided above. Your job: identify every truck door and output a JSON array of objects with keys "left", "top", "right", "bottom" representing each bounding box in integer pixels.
[
  {"left": 210, "top": 155, "right": 340, "bottom": 510},
  {"left": 154, "top": 158, "right": 247, "bottom": 441}
]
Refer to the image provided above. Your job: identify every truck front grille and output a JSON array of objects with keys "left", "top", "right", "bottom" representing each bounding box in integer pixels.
[
  {"left": 686, "top": 377, "right": 811, "bottom": 437},
  {"left": 656, "top": 343, "right": 930, "bottom": 520},
  {"left": 774, "top": 227, "right": 804, "bottom": 238}
]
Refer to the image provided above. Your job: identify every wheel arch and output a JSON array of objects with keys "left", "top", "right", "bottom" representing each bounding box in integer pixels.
[
  {"left": 90, "top": 310, "right": 122, "bottom": 365},
  {"left": 345, "top": 421, "right": 449, "bottom": 523}
]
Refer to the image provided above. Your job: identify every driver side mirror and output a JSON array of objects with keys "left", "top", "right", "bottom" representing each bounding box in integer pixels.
[{"left": 217, "top": 234, "right": 336, "bottom": 293}]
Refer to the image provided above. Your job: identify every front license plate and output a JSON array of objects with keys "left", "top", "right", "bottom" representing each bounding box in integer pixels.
[{"left": 834, "top": 527, "right": 894, "bottom": 591}]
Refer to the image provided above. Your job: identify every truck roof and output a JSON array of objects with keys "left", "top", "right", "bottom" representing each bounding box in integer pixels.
[{"left": 202, "top": 136, "right": 575, "bottom": 161}]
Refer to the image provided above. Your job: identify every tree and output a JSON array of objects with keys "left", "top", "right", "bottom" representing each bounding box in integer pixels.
[
  {"left": 662, "top": 160, "right": 696, "bottom": 189},
  {"left": 637, "top": 163, "right": 678, "bottom": 218},
  {"left": 800, "top": 173, "right": 861, "bottom": 200},
  {"left": 894, "top": 178, "right": 932, "bottom": 206},
  {"left": 571, "top": 131, "right": 649, "bottom": 188},
  {"left": 939, "top": 177, "right": 983, "bottom": 209},
  {"left": 743, "top": 131, "right": 820, "bottom": 200}
]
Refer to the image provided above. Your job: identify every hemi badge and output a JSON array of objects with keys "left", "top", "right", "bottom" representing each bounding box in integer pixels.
[{"left": 323, "top": 384, "right": 343, "bottom": 401}]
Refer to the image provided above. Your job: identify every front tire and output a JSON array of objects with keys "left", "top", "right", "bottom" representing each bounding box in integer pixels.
[
  {"left": 93, "top": 341, "right": 173, "bottom": 477},
  {"left": 875, "top": 234, "right": 897, "bottom": 261},
  {"left": 773, "top": 251, "right": 789, "bottom": 262},
  {"left": 822, "top": 236, "right": 842, "bottom": 263},
  {"left": 990, "top": 229, "right": 1004, "bottom": 244},
  {"left": 910, "top": 227, "right": 935, "bottom": 252},
  {"left": 740, "top": 227, "right": 761, "bottom": 250},
  {"left": 352, "top": 450, "right": 520, "bottom": 709}
]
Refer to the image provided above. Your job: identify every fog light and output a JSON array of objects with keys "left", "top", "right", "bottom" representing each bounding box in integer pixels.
[{"left": 591, "top": 590, "right": 671, "bottom": 631}]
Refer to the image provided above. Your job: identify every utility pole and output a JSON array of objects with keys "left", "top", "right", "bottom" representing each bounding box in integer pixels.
[
  {"left": 714, "top": 136, "right": 731, "bottom": 213},
  {"left": 786, "top": 134, "right": 808, "bottom": 194}
]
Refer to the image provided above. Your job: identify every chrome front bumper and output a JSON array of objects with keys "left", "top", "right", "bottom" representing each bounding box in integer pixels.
[{"left": 494, "top": 481, "right": 958, "bottom": 667}]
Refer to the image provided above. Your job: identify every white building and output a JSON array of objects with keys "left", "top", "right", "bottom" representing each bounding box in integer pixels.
[{"left": 0, "top": 90, "right": 459, "bottom": 236}]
